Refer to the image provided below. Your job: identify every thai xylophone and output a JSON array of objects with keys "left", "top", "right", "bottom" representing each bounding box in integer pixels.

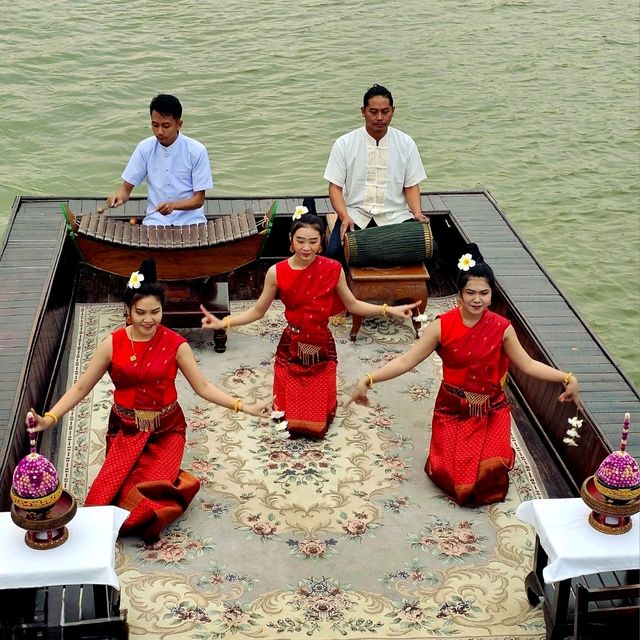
[{"left": 76, "top": 210, "right": 260, "bottom": 249}]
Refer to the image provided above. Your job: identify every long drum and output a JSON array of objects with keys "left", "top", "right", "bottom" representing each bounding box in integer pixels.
[{"left": 344, "top": 221, "right": 433, "bottom": 266}]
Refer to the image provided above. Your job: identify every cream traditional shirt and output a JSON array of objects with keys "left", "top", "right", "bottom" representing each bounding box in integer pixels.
[{"left": 324, "top": 126, "right": 427, "bottom": 228}]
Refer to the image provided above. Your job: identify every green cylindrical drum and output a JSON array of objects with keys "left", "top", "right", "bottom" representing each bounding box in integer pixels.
[{"left": 344, "top": 221, "right": 433, "bottom": 266}]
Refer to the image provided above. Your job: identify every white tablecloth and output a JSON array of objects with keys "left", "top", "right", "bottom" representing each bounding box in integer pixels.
[
  {"left": 0, "top": 506, "right": 128, "bottom": 590},
  {"left": 516, "top": 498, "right": 640, "bottom": 583}
]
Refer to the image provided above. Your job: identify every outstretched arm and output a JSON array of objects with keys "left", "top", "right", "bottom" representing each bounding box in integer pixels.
[
  {"left": 201, "top": 265, "right": 278, "bottom": 331},
  {"left": 349, "top": 319, "right": 441, "bottom": 406},
  {"left": 29, "top": 336, "right": 113, "bottom": 432},
  {"left": 176, "top": 343, "right": 270, "bottom": 417},
  {"left": 503, "top": 325, "right": 579, "bottom": 404},
  {"left": 335, "top": 270, "right": 420, "bottom": 319}
]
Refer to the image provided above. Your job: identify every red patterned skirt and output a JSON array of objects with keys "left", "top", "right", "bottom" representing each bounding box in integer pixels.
[
  {"left": 84, "top": 403, "right": 200, "bottom": 541},
  {"left": 273, "top": 327, "right": 338, "bottom": 438},
  {"left": 425, "top": 383, "right": 515, "bottom": 507}
]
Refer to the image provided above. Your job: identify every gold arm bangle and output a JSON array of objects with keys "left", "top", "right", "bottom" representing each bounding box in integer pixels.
[
  {"left": 563, "top": 371, "right": 573, "bottom": 386},
  {"left": 233, "top": 398, "right": 242, "bottom": 414},
  {"left": 44, "top": 411, "right": 58, "bottom": 425},
  {"left": 381, "top": 303, "right": 389, "bottom": 317},
  {"left": 223, "top": 316, "right": 232, "bottom": 331},
  {"left": 365, "top": 373, "right": 374, "bottom": 388}
]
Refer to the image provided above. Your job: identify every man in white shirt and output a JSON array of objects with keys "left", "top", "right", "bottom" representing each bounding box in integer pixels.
[
  {"left": 105, "top": 94, "right": 213, "bottom": 226},
  {"left": 324, "top": 84, "right": 428, "bottom": 263}
]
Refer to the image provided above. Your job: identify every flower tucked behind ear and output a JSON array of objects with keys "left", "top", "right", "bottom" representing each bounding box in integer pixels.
[
  {"left": 457, "top": 253, "right": 476, "bottom": 271},
  {"left": 292, "top": 205, "right": 308, "bottom": 220},
  {"left": 128, "top": 271, "right": 145, "bottom": 289}
]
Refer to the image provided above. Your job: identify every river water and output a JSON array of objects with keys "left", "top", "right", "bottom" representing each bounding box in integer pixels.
[{"left": 1, "top": 0, "right": 638, "bottom": 385}]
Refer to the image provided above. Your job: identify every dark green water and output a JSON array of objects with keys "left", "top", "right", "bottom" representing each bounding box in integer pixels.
[{"left": 1, "top": 0, "right": 638, "bottom": 384}]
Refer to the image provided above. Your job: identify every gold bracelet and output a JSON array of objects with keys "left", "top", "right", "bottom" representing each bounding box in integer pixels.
[
  {"left": 365, "top": 373, "right": 374, "bottom": 388},
  {"left": 563, "top": 372, "right": 573, "bottom": 386},
  {"left": 44, "top": 411, "right": 58, "bottom": 425},
  {"left": 223, "top": 316, "right": 232, "bottom": 331},
  {"left": 381, "top": 303, "right": 389, "bottom": 317},
  {"left": 232, "top": 398, "right": 242, "bottom": 413}
]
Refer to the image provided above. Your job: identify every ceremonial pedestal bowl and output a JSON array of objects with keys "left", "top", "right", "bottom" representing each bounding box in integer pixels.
[
  {"left": 580, "top": 412, "right": 640, "bottom": 534},
  {"left": 580, "top": 475, "right": 640, "bottom": 535},
  {"left": 10, "top": 486, "right": 77, "bottom": 550}
]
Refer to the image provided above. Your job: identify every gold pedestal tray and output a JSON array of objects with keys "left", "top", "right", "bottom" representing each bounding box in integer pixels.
[
  {"left": 10, "top": 490, "right": 77, "bottom": 550},
  {"left": 580, "top": 476, "right": 640, "bottom": 535}
]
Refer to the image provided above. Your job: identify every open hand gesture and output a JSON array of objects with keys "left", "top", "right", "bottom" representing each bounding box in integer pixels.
[
  {"left": 387, "top": 301, "right": 422, "bottom": 319},
  {"left": 347, "top": 377, "right": 371, "bottom": 407},
  {"left": 200, "top": 304, "right": 226, "bottom": 330},
  {"left": 26, "top": 409, "right": 54, "bottom": 433},
  {"left": 242, "top": 401, "right": 271, "bottom": 418}
]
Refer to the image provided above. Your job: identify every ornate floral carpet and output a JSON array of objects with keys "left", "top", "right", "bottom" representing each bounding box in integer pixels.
[{"left": 61, "top": 299, "right": 545, "bottom": 640}]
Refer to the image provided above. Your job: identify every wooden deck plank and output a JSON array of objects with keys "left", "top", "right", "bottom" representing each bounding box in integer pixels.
[{"left": 218, "top": 199, "right": 234, "bottom": 214}]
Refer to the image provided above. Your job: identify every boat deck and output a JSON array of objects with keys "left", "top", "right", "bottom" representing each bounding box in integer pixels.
[{"left": 1, "top": 192, "right": 638, "bottom": 510}]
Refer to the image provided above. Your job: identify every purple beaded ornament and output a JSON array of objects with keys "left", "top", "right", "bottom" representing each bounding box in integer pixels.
[
  {"left": 10, "top": 412, "right": 62, "bottom": 509},
  {"left": 581, "top": 413, "right": 640, "bottom": 534},
  {"left": 10, "top": 412, "right": 77, "bottom": 549},
  {"left": 594, "top": 413, "right": 640, "bottom": 501}
]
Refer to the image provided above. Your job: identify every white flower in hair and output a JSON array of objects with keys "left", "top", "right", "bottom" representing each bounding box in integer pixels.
[
  {"left": 127, "top": 271, "right": 145, "bottom": 289},
  {"left": 292, "top": 205, "right": 308, "bottom": 220},
  {"left": 457, "top": 253, "right": 476, "bottom": 271},
  {"left": 271, "top": 410, "right": 285, "bottom": 420}
]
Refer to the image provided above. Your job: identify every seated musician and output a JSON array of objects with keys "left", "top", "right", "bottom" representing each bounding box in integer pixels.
[
  {"left": 105, "top": 94, "right": 213, "bottom": 226},
  {"left": 324, "top": 84, "right": 428, "bottom": 265}
]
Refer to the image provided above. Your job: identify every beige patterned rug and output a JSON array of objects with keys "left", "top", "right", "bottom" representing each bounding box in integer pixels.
[{"left": 61, "top": 299, "right": 545, "bottom": 640}]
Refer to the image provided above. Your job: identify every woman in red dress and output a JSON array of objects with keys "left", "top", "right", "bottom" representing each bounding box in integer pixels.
[
  {"left": 29, "top": 259, "right": 268, "bottom": 542},
  {"left": 201, "top": 211, "right": 419, "bottom": 439},
  {"left": 350, "top": 243, "right": 580, "bottom": 507}
]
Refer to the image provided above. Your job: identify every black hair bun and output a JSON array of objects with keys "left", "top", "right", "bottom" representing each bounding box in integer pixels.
[
  {"left": 301, "top": 197, "right": 317, "bottom": 216},
  {"left": 137, "top": 258, "right": 157, "bottom": 283},
  {"left": 464, "top": 243, "right": 484, "bottom": 263}
]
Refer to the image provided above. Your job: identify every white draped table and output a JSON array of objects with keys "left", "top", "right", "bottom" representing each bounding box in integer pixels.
[
  {"left": 0, "top": 506, "right": 128, "bottom": 590},
  {"left": 516, "top": 498, "right": 640, "bottom": 640},
  {"left": 516, "top": 498, "right": 640, "bottom": 583}
]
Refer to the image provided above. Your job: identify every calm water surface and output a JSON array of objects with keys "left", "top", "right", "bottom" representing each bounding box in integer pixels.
[{"left": 1, "top": 0, "right": 638, "bottom": 385}]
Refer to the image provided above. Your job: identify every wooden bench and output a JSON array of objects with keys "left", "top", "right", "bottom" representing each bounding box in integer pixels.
[
  {"left": 163, "top": 279, "right": 230, "bottom": 352},
  {"left": 0, "top": 583, "right": 128, "bottom": 639},
  {"left": 525, "top": 539, "right": 640, "bottom": 640},
  {"left": 346, "top": 263, "right": 429, "bottom": 341},
  {"left": 573, "top": 581, "right": 639, "bottom": 639}
]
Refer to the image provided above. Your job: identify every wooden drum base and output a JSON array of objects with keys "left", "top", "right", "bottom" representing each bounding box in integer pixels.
[{"left": 346, "top": 264, "right": 429, "bottom": 341}]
